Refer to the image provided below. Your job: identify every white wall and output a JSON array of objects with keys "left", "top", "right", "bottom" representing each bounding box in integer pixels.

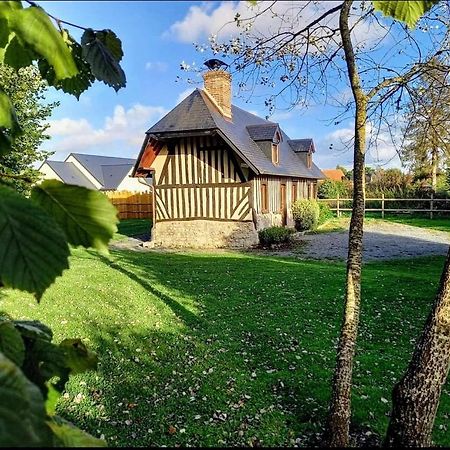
[
  {"left": 117, "top": 168, "right": 150, "bottom": 192},
  {"left": 65, "top": 155, "right": 102, "bottom": 189},
  {"left": 38, "top": 163, "right": 63, "bottom": 183}
]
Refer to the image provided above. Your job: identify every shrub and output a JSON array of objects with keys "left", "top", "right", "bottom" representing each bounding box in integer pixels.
[
  {"left": 258, "top": 226, "right": 295, "bottom": 247},
  {"left": 318, "top": 202, "right": 333, "bottom": 225},
  {"left": 318, "top": 179, "right": 348, "bottom": 199},
  {"left": 292, "top": 199, "right": 320, "bottom": 231}
]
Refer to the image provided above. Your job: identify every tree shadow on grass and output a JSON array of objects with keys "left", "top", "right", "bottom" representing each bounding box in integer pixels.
[
  {"left": 61, "top": 249, "right": 348, "bottom": 446},
  {"left": 50, "top": 249, "right": 449, "bottom": 447},
  {"left": 91, "top": 251, "right": 200, "bottom": 328}
]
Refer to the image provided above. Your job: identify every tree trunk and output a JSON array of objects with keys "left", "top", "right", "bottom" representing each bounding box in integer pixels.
[
  {"left": 326, "top": 1, "right": 367, "bottom": 446},
  {"left": 431, "top": 147, "right": 438, "bottom": 191},
  {"left": 385, "top": 247, "right": 450, "bottom": 447}
]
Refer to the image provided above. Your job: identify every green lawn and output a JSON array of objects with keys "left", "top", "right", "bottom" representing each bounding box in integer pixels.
[
  {"left": 315, "top": 214, "right": 450, "bottom": 234},
  {"left": 1, "top": 248, "right": 449, "bottom": 446},
  {"left": 371, "top": 215, "right": 450, "bottom": 232},
  {"left": 114, "top": 219, "right": 152, "bottom": 240}
]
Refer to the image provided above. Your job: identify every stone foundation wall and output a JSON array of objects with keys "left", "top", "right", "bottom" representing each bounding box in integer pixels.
[
  {"left": 255, "top": 213, "right": 295, "bottom": 230},
  {"left": 152, "top": 220, "right": 258, "bottom": 249}
]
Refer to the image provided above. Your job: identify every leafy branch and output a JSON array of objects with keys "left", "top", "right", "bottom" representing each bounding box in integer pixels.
[{"left": 0, "top": 0, "right": 127, "bottom": 153}]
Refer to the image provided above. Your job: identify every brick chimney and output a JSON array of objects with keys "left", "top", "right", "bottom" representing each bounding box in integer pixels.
[{"left": 203, "top": 70, "right": 232, "bottom": 119}]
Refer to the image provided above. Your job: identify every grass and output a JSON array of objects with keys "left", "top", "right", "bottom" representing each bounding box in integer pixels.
[
  {"left": 312, "top": 213, "right": 450, "bottom": 234},
  {"left": 369, "top": 214, "right": 450, "bottom": 233},
  {"left": 1, "top": 246, "right": 449, "bottom": 446},
  {"left": 114, "top": 219, "right": 152, "bottom": 240}
]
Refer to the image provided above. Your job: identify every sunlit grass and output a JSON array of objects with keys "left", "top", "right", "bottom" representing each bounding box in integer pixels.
[{"left": 1, "top": 248, "right": 448, "bottom": 446}]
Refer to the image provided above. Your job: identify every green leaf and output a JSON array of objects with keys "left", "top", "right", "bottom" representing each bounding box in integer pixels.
[
  {"left": 0, "top": 319, "right": 25, "bottom": 366},
  {"left": 0, "top": 0, "right": 23, "bottom": 24},
  {"left": 14, "top": 320, "right": 69, "bottom": 395},
  {"left": 0, "top": 18, "right": 10, "bottom": 48},
  {"left": 0, "top": 90, "right": 14, "bottom": 129},
  {"left": 373, "top": 0, "right": 439, "bottom": 28},
  {"left": 98, "top": 29, "right": 123, "bottom": 62},
  {"left": 31, "top": 180, "right": 119, "bottom": 253},
  {"left": 48, "top": 416, "right": 106, "bottom": 447},
  {"left": 4, "top": 35, "right": 36, "bottom": 68},
  {"left": 38, "top": 30, "right": 95, "bottom": 99},
  {"left": 81, "top": 28, "right": 126, "bottom": 91},
  {"left": 8, "top": 5, "right": 78, "bottom": 81},
  {"left": 45, "top": 382, "right": 60, "bottom": 415},
  {"left": 0, "top": 352, "right": 52, "bottom": 446},
  {"left": 0, "top": 185, "right": 70, "bottom": 300},
  {"left": 0, "top": 129, "right": 12, "bottom": 154},
  {"left": 14, "top": 320, "right": 53, "bottom": 342},
  {"left": 0, "top": 90, "right": 20, "bottom": 155},
  {"left": 60, "top": 339, "right": 98, "bottom": 374}
]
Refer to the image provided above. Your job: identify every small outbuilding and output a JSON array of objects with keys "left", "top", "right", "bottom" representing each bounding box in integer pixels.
[{"left": 133, "top": 67, "right": 325, "bottom": 248}]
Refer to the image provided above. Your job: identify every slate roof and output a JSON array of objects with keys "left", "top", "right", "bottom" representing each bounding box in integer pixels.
[
  {"left": 146, "top": 88, "right": 325, "bottom": 179},
  {"left": 42, "top": 154, "right": 135, "bottom": 190},
  {"left": 44, "top": 161, "right": 97, "bottom": 189},
  {"left": 288, "top": 139, "right": 314, "bottom": 153},
  {"left": 69, "top": 153, "right": 135, "bottom": 188},
  {"left": 246, "top": 124, "right": 280, "bottom": 142}
]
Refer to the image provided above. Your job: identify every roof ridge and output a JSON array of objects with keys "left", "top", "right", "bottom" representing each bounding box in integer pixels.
[{"left": 246, "top": 123, "right": 279, "bottom": 128}]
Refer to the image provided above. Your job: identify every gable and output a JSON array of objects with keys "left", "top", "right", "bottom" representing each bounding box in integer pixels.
[
  {"left": 40, "top": 161, "right": 97, "bottom": 189},
  {"left": 135, "top": 88, "right": 325, "bottom": 180}
]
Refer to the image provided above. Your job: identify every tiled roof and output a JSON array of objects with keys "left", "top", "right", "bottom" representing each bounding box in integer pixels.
[
  {"left": 146, "top": 88, "right": 325, "bottom": 180},
  {"left": 322, "top": 169, "right": 346, "bottom": 181}
]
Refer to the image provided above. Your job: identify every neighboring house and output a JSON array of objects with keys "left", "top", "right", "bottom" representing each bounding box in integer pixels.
[
  {"left": 133, "top": 67, "right": 325, "bottom": 248},
  {"left": 322, "top": 168, "right": 346, "bottom": 181},
  {"left": 39, "top": 153, "right": 150, "bottom": 192}
]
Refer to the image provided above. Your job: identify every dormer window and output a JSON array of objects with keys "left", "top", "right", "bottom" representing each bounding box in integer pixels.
[
  {"left": 272, "top": 131, "right": 281, "bottom": 165},
  {"left": 307, "top": 152, "right": 312, "bottom": 169},
  {"left": 272, "top": 143, "right": 279, "bottom": 165}
]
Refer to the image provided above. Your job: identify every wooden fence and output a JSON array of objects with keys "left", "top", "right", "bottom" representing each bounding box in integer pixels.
[
  {"left": 319, "top": 193, "right": 450, "bottom": 219},
  {"left": 104, "top": 190, "right": 153, "bottom": 219}
]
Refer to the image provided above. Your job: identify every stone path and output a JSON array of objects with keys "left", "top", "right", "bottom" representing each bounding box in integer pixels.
[{"left": 110, "top": 222, "right": 450, "bottom": 261}]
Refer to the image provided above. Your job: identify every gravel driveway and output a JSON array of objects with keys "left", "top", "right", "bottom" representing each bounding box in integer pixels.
[
  {"left": 111, "top": 222, "right": 449, "bottom": 261},
  {"left": 292, "top": 221, "right": 449, "bottom": 261}
]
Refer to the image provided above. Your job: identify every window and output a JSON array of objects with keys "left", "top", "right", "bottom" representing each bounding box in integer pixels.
[
  {"left": 307, "top": 152, "right": 312, "bottom": 169},
  {"left": 272, "top": 144, "right": 279, "bottom": 165},
  {"left": 292, "top": 183, "right": 297, "bottom": 202},
  {"left": 261, "top": 182, "right": 268, "bottom": 212}
]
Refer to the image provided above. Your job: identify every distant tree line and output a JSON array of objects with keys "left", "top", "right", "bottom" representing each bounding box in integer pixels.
[{"left": 319, "top": 165, "right": 450, "bottom": 200}]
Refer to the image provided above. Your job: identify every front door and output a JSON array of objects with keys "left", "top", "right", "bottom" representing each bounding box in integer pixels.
[{"left": 280, "top": 183, "right": 287, "bottom": 226}]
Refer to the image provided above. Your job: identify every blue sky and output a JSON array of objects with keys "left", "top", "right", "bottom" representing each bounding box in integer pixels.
[{"left": 39, "top": 1, "right": 441, "bottom": 171}]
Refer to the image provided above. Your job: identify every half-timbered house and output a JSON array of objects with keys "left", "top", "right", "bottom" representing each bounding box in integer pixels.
[{"left": 133, "top": 67, "right": 324, "bottom": 248}]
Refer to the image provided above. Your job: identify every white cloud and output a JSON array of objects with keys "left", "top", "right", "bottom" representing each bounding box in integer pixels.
[
  {"left": 166, "top": 1, "right": 244, "bottom": 43},
  {"left": 47, "top": 118, "right": 93, "bottom": 137},
  {"left": 167, "top": 1, "right": 386, "bottom": 50},
  {"left": 46, "top": 103, "right": 168, "bottom": 159},
  {"left": 145, "top": 61, "right": 168, "bottom": 72},
  {"left": 318, "top": 120, "right": 404, "bottom": 169}
]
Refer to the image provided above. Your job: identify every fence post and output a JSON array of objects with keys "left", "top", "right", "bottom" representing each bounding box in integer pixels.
[
  {"left": 381, "top": 193, "right": 385, "bottom": 219},
  {"left": 430, "top": 192, "right": 434, "bottom": 219},
  {"left": 336, "top": 193, "right": 340, "bottom": 218}
]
